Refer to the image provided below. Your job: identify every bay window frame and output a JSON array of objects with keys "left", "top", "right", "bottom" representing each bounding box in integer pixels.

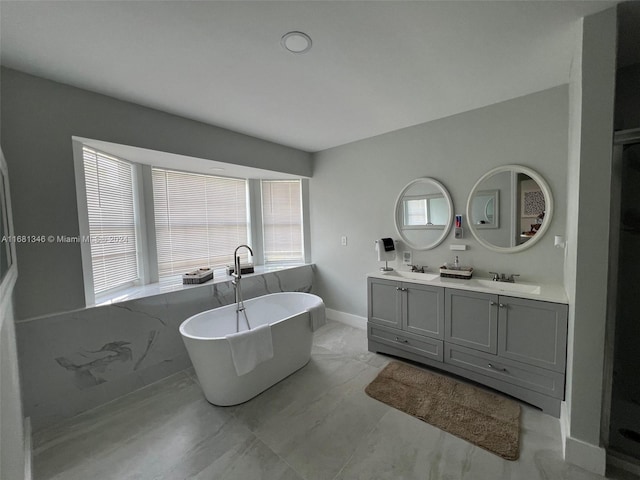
[{"left": 73, "top": 139, "right": 309, "bottom": 307}]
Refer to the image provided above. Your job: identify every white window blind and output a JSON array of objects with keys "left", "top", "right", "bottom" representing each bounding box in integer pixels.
[
  {"left": 152, "top": 168, "right": 249, "bottom": 276},
  {"left": 261, "top": 180, "right": 303, "bottom": 263},
  {"left": 83, "top": 147, "right": 139, "bottom": 295}
]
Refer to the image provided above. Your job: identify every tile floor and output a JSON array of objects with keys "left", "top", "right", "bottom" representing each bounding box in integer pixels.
[{"left": 33, "top": 320, "right": 637, "bottom": 480}]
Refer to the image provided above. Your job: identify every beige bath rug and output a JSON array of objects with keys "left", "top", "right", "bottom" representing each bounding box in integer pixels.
[{"left": 365, "top": 361, "right": 521, "bottom": 460}]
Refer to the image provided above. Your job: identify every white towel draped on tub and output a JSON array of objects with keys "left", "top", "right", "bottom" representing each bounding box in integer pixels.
[
  {"left": 226, "top": 324, "right": 274, "bottom": 376},
  {"left": 308, "top": 302, "right": 326, "bottom": 332}
]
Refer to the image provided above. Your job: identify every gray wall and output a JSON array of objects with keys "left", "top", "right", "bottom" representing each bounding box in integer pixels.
[
  {"left": 17, "top": 265, "right": 313, "bottom": 431},
  {"left": 563, "top": 7, "right": 616, "bottom": 469},
  {"left": 310, "top": 86, "right": 568, "bottom": 318},
  {"left": 0, "top": 67, "right": 312, "bottom": 320}
]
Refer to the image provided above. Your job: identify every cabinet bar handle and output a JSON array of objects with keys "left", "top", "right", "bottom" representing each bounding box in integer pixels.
[
  {"left": 395, "top": 336, "right": 409, "bottom": 343},
  {"left": 487, "top": 363, "right": 507, "bottom": 372}
]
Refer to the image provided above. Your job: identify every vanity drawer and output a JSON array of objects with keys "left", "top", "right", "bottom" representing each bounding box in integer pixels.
[
  {"left": 368, "top": 323, "right": 443, "bottom": 362},
  {"left": 444, "top": 343, "right": 565, "bottom": 399}
]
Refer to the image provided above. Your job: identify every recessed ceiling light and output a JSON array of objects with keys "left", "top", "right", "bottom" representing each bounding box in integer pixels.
[{"left": 281, "top": 31, "right": 312, "bottom": 54}]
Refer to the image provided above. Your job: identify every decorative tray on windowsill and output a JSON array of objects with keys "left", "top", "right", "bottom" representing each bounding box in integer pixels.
[
  {"left": 182, "top": 268, "right": 213, "bottom": 284},
  {"left": 439, "top": 265, "right": 473, "bottom": 280}
]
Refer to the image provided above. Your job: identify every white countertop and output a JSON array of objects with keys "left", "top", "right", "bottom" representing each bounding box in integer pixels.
[{"left": 367, "top": 269, "right": 569, "bottom": 304}]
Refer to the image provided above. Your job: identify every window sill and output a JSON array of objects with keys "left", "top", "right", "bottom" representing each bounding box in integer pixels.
[{"left": 92, "top": 263, "right": 310, "bottom": 307}]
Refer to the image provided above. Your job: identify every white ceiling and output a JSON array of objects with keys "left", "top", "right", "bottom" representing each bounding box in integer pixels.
[{"left": 0, "top": 0, "right": 621, "bottom": 153}]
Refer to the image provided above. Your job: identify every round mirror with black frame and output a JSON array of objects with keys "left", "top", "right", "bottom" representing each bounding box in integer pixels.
[
  {"left": 394, "top": 178, "right": 453, "bottom": 250},
  {"left": 466, "top": 165, "right": 553, "bottom": 253}
]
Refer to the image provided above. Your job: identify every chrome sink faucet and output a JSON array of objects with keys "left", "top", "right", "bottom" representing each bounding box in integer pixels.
[
  {"left": 489, "top": 272, "right": 520, "bottom": 283},
  {"left": 409, "top": 265, "right": 425, "bottom": 273}
]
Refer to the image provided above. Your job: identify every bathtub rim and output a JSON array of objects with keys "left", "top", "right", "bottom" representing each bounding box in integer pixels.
[{"left": 179, "top": 291, "right": 323, "bottom": 341}]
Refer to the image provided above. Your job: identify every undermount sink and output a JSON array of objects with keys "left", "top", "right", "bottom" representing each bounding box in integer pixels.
[
  {"left": 474, "top": 278, "right": 541, "bottom": 295},
  {"left": 382, "top": 270, "right": 439, "bottom": 282}
]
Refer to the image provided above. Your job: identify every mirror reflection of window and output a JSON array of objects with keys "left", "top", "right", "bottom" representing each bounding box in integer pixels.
[
  {"left": 395, "top": 177, "right": 453, "bottom": 250},
  {"left": 404, "top": 198, "right": 427, "bottom": 226},
  {"left": 403, "top": 195, "right": 446, "bottom": 228}
]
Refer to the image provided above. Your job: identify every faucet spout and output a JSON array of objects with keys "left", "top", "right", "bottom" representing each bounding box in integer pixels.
[{"left": 233, "top": 244, "right": 254, "bottom": 281}]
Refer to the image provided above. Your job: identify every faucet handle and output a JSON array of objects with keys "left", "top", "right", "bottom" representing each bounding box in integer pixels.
[
  {"left": 489, "top": 272, "right": 500, "bottom": 281},
  {"left": 508, "top": 274, "right": 520, "bottom": 283}
]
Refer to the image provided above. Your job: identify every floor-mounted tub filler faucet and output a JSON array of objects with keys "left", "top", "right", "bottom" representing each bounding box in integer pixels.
[{"left": 232, "top": 244, "right": 254, "bottom": 331}]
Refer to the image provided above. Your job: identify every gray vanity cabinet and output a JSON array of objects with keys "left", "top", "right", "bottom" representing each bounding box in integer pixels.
[
  {"left": 368, "top": 277, "right": 444, "bottom": 338},
  {"left": 497, "top": 297, "right": 568, "bottom": 372},
  {"left": 368, "top": 275, "right": 569, "bottom": 417},
  {"left": 405, "top": 283, "right": 445, "bottom": 338},
  {"left": 367, "top": 277, "right": 444, "bottom": 361},
  {"left": 445, "top": 289, "right": 498, "bottom": 354},
  {"left": 368, "top": 278, "right": 402, "bottom": 329}
]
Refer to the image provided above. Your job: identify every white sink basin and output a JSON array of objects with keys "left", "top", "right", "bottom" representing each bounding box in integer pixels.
[
  {"left": 382, "top": 270, "right": 439, "bottom": 282},
  {"left": 474, "top": 279, "right": 541, "bottom": 295}
]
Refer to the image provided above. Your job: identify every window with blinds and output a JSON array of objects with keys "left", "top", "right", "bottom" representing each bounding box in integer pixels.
[
  {"left": 261, "top": 179, "right": 304, "bottom": 263},
  {"left": 83, "top": 147, "right": 139, "bottom": 295},
  {"left": 152, "top": 168, "right": 250, "bottom": 276}
]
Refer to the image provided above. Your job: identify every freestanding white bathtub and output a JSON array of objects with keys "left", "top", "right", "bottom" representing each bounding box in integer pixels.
[{"left": 179, "top": 292, "right": 324, "bottom": 406}]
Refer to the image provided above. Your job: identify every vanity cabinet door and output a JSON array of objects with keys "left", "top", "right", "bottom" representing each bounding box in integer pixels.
[
  {"left": 497, "top": 297, "right": 568, "bottom": 373},
  {"left": 368, "top": 278, "right": 402, "bottom": 329},
  {"left": 445, "top": 289, "right": 499, "bottom": 354},
  {"left": 404, "top": 284, "right": 444, "bottom": 339}
]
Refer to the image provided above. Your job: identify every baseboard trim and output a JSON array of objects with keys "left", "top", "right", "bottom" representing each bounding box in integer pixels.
[
  {"left": 561, "top": 402, "right": 607, "bottom": 475},
  {"left": 325, "top": 308, "right": 366, "bottom": 330},
  {"left": 24, "top": 416, "right": 32, "bottom": 480},
  {"left": 564, "top": 434, "right": 606, "bottom": 475}
]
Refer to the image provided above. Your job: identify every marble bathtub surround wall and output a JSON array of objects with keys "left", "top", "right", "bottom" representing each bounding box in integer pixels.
[{"left": 17, "top": 265, "right": 314, "bottom": 431}]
